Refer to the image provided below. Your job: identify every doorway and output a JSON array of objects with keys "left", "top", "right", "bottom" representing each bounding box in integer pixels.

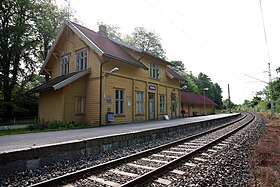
[
  {"left": 171, "top": 93, "right": 176, "bottom": 118},
  {"left": 148, "top": 93, "right": 155, "bottom": 120}
]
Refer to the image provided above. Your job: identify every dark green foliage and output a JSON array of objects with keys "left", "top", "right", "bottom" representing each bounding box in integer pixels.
[
  {"left": 170, "top": 61, "right": 185, "bottom": 72},
  {"left": 97, "top": 22, "right": 122, "bottom": 41},
  {"left": 124, "top": 27, "right": 166, "bottom": 59},
  {"left": 27, "top": 120, "right": 87, "bottom": 131},
  {"left": 0, "top": 0, "right": 71, "bottom": 120},
  {"left": 97, "top": 23, "right": 166, "bottom": 59},
  {"left": 171, "top": 61, "right": 223, "bottom": 109}
]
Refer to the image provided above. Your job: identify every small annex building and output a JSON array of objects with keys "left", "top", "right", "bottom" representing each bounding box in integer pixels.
[
  {"left": 181, "top": 91, "right": 217, "bottom": 117},
  {"left": 30, "top": 20, "right": 184, "bottom": 125}
]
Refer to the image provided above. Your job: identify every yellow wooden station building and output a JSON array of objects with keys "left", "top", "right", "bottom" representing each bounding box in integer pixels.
[{"left": 30, "top": 20, "right": 184, "bottom": 125}]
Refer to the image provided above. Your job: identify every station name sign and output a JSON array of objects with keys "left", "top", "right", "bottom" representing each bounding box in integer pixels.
[{"left": 149, "top": 85, "right": 156, "bottom": 90}]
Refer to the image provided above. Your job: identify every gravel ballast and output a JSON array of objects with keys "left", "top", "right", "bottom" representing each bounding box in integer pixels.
[
  {"left": 147, "top": 114, "right": 265, "bottom": 186},
  {"left": 0, "top": 114, "right": 263, "bottom": 187}
]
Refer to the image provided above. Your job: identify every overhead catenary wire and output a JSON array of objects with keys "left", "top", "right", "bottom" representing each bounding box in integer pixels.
[
  {"left": 144, "top": 0, "right": 244, "bottom": 80},
  {"left": 258, "top": 0, "right": 275, "bottom": 116},
  {"left": 259, "top": 0, "right": 271, "bottom": 61},
  {"left": 164, "top": 0, "right": 246, "bottom": 78}
]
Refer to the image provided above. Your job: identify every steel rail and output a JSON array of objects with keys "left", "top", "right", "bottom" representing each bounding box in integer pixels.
[
  {"left": 30, "top": 114, "right": 246, "bottom": 187},
  {"left": 121, "top": 114, "right": 255, "bottom": 187}
]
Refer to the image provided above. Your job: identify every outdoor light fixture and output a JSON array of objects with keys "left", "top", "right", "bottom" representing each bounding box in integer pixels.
[
  {"left": 203, "top": 87, "right": 209, "bottom": 115},
  {"left": 109, "top": 67, "right": 119, "bottom": 74},
  {"left": 100, "top": 66, "right": 119, "bottom": 126}
]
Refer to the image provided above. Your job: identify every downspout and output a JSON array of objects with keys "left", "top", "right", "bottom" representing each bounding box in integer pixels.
[{"left": 99, "top": 59, "right": 110, "bottom": 126}]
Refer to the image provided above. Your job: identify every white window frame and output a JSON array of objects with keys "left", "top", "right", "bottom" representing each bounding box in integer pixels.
[
  {"left": 115, "top": 89, "right": 125, "bottom": 115},
  {"left": 136, "top": 91, "right": 144, "bottom": 115},
  {"left": 150, "top": 63, "right": 160, "bottom": 79},
  {"left": 75, "top": 97, "right": 85, "bottom": 115},
  {"left": 160, "top": 94, "right": 166, "bottom": 114},
  {"left": 60, "top": 55, "right": 69, "bottom": 75},
  {"left": 76, "top": 49, "right": 88, "bottom": 72}
]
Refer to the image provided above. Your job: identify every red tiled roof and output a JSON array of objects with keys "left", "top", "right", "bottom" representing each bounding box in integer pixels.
[
  {"left": 72, "top": 22, "right": 148, "bottom": 70},
  {"left": 181, "top": 91, "right": 217, "bottom": 106},
  {"left": 166, "top": 68, "right": 185, "bottom": 81}
]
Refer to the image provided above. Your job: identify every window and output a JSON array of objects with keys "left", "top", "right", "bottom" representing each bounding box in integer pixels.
[
  {"left": 160, "top": 95, "right": 166, "bottom": 114},
  {"left": 60, "top": 55, "right": 69, "bottom": 75},
  {"left": 75, "top": 97, "right": 85, "bottom": 115},
  {"left": 136, "top": 92, "right": 144, "bottom": 114},
  {"left": 150, "top": 63, "right": 160, "bottom": 79},
  {"left": 115, "top": 89, "right": 125, "bottom": 115},
  {"left": 76, "top": 49, "right": 87, "bottom": 71}
]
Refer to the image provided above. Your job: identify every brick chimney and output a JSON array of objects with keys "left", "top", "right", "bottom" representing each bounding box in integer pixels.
[{"left": 98, "top": 25, "right": 108, "bottom": 37}]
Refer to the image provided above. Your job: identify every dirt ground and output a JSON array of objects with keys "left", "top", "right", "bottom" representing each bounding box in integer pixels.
[{"left": 251, "top": 113, "right": 280, "bottom": 187}]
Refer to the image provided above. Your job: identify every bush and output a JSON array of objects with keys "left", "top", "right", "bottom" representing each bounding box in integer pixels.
[{"left": 26, "top": 120, "right": 87, "bottom": 131}]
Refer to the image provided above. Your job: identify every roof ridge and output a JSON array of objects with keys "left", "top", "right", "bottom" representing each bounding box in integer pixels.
[{"left": 70, "top": 21, "right": 98, "bottom": 34}]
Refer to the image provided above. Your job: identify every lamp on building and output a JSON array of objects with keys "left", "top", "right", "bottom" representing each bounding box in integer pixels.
[
  {"left": 179, "top": 85, "right": 188, "bottom": 117},
  {"left": 109, "top": 67, "right": 119, "bottom": 74},
  {"left": 103, "top": 67, "right": 119, "bottom": 125},
  {"left": 203, "top": 87, "right": 209, "bottom": 115}
]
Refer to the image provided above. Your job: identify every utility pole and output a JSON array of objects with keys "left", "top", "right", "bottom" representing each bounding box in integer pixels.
[
  {"left": 228, "top": 84, "right": 231, "bottom": 113},
  {"left": 259, "top": 0, "right": 275, "bottom": 116},
  {"left": 268, "top": 62, "right": 275, "bottom": 116}
]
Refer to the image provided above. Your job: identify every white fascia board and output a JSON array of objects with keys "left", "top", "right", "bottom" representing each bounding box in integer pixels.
[
  {"left": 40, "top": 20, "right": 104, "bottom": 75},
  {"left": 166, "top": 70, "right": 174, "bottom": 79},
  {"left": 67, "top": 21, "right": 104, "bottom": 56},
  {"left": 40, "top": 20, "right": 68, "bottom": 74},
  {"left": 53, "top": 68, "right": 91, "bottom": 90}
]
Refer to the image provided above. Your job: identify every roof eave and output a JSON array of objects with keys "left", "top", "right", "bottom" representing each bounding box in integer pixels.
[
  {"left": 53, "top": 68, "right": 91, "bottom": 90},
  {"left": 103, "top": 53, "right": 148, "bottom": 70},
  {"left": 69, "top": 21, "right": 104, "bottom": 56},
  {"left": 40, "top": 20, "right": 105, "bottom": 75},
  {"left": 40, "top": 20, "right": 68, "bottom": 75}
]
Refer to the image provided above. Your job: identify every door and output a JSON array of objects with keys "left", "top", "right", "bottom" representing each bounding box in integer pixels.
[
  {"left": 171, "top": 93, "right": 176, "bottom": 118},
  {"left": 148, "top": 93, "right": 155, "bottom": 120}
]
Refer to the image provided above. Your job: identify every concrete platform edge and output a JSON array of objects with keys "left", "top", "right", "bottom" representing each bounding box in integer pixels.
[{"left": 0, "top": 113, "right": 240, "bottom": 175}]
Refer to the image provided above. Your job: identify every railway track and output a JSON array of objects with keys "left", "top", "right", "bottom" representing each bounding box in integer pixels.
[{"left": 31, "top": 113, "right": 255, "bottom": 187}]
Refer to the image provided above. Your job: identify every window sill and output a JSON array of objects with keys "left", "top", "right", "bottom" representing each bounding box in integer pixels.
[
  {"left": 75, "top": 113, "right": 86, "bottom": 116},
  {"left": 114, "top": 114, "right": 126, "bottom": 117},
  {"left": 135, "top": 114, "right": 145, "bottom": 116}
]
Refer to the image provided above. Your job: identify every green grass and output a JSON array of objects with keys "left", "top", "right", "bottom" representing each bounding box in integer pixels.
[{"left": 0, "top": 125, "right": 95, "bottom": 136}]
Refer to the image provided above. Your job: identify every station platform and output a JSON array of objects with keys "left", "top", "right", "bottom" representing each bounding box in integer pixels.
[{"left": 0, "top": 113, "right": 237, "bottom": 153}]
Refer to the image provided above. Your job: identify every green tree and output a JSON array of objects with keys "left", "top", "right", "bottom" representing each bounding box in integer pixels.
[
  {"left": 124, "top": 27, "right": 166, "bottom": 59},
  {"left": 35, "top": 0, "right": 70, "bottom": 61},
  {"left": 170, "top": 60, "right": 185, "bottom": 72},
  {"left": 212, "top": 83, "right": 223, "bottom": 109},
  {"left": 0, "top": 0, "right": 71, "bottom": 120},
  {"left": 97, "top": 22, "right": 122, "bottom": 41}
]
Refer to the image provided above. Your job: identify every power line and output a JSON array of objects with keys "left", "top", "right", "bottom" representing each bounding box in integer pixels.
[
  {"left": 258, "top": 0, "right": 275, "bottom": 116},
  {"left": 259, "top": 0, "right": 271, "bottom": 61},
  {"left": 144, "top": 0, "right": 244, "bottom": 79},
  {"left": 164, "top": 0, "right": 246, "bottom": 77}
]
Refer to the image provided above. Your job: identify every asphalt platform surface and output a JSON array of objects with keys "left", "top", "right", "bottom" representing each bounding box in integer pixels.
[{"left": 0, "top": 113, "right": 237, "bottom": 153}]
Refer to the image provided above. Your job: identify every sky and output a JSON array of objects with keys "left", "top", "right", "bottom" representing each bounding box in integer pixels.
[{"left": 57, "top": 0, "right": 280, "bottom": 104}]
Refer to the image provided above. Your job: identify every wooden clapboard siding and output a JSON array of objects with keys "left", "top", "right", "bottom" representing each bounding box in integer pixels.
[
  {"left": 49, "top": 29, "right": 88, "bottom": 78},
  {"left": 63, "top": 76, "right": 86, "bottom": 122},
  {"left": 85, "top": 78, "right": 100, "bottom": 125},
  {"left": 181, "top": 103, "right": 215, "bottom": 116},
  {"left": 38, "top": 23, "right": 182, "bottom": 125},
  {"left": 105, "top": 75, "right": 133, "bottom": 124},
  {"left": 39, "top": 90, "right": 64, "bottom": 122}
]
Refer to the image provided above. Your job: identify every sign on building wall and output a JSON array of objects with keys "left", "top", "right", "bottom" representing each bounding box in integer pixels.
[{"left": 149, "top": 85, "right": 156, "bottom": 90}]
